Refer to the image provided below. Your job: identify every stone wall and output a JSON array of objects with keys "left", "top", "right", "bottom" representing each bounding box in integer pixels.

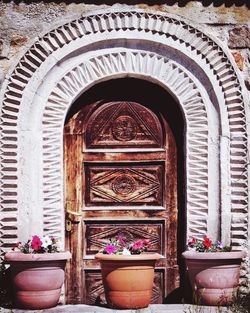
[
  {"left": 0, "top": 0, "right": 249, "bottom": 294},
  {"left": 0, "top": 0, "right": 249, "bottom": 244},
  {"left": 0, "top": 3, "right": 249, "bottom": 239},
  {"left": 0, "top": 1, "right": 249, "bottom": 92}
]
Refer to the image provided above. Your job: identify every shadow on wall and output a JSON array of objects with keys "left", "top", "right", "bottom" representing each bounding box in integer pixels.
[
  {"left": 164, "top": 270, "right": 193, "bottom": 304},
  {"left": 2, "top": 0, "right": 250, "bottom": 9}
]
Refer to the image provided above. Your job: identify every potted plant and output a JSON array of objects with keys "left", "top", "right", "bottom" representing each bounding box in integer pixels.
[
  {"left": 95, "top": 234, "right": 162, "bottom": 309},
  {"left": 182, "top": 237, "right": 246, "bottom": 306},
  {"left": 4, "top": 235, "right": 71, "bottom": 310}
]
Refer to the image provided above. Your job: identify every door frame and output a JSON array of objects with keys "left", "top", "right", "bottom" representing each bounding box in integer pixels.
[
  {"left": 1, "top": 8, "right": 247, "bottom": 295},
  {"left": 64, "top": 97, "right": 180, "bottom": 303}
]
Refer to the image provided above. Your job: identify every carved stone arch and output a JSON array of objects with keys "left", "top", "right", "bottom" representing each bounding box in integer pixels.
[
  {"left": 42, "top": 50, "right": 212, "bottom": 242},
  {"left": 0, "top": 8, "right": 248, "bottom": 288}
]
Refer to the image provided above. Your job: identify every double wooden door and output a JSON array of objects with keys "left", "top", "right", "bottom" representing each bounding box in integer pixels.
[{"left": 64, "top": 100, "right": 178, "bottom": 304}]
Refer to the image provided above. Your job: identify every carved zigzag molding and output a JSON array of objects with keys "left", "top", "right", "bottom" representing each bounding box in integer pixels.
[
  {"left": 0, "top": 10, "right": 248, "bottom": 287},
  {"left": 44, "top": 51, "right": 208, "bottom": 243}
]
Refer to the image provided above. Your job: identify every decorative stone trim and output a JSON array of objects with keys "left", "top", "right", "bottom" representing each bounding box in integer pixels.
[
  {"left": 43, "top": 49, "right": 210, "bottom": 242},
  {"left": 0, "top": 9, "right": 248, "bottom": 287}
]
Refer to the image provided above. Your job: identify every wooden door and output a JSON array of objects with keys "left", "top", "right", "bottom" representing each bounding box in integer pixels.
[{"left": 64, "top": 101, "right": 178, "bottom": 304}]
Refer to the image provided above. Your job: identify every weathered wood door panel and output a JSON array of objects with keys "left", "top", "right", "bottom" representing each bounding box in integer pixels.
[
  {"left": 64, "top": 101, "right": 178, "bottom": 304},
  {"left": 85, "top": 163, "right": 164, "bottom": 207}
]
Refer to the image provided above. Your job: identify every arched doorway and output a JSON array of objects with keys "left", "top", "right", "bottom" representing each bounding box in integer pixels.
[
  {"left": 64, "top": 78, "right": 184, "bottom": 304},
  {"left": 0, "top": 8, "right": 248, "bottom": 296}
]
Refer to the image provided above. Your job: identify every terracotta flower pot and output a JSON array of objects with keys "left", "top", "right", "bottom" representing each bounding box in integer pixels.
[
  {"left": 5, "top": 251, "right": 71, "bottom": 309},
  {"left": 95, "top": 252, "right": 162, "bottom": 309},
  {"left": 182, "top": 250, "right": 246, "bottom": 306}
]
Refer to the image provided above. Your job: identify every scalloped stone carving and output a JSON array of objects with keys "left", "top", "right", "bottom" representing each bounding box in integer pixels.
[{"left": 0, "top": 8, "right": 248, "bottom": 288}]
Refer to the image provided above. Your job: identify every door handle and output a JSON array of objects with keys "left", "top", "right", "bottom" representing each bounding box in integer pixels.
[
  {"left": 66, "top": 210, "right": 82, "bottom": 222},
  {"left": 66, "top": 219, "right": 72, "bottom": 232},
  {"left": 65, "top": 206, "right": 82, "bottom": 232},
  {"left": 65, "top": 211, "right": 82, "bottom": 232}
]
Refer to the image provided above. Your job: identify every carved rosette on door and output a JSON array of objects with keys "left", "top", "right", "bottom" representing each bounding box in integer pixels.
[
  {"left": 86, "top": 102, "right": 162, "bottom": 148},
  {"left": 86, "top": 165, "right": 163, "bottom": 206},
  {"left": 64, "top": 101, "right": 178, "bottom": 304}
]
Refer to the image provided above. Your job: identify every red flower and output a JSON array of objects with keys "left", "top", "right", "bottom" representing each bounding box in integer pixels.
[
  {"left": 31, "top": 235, "right": 42, "bottom": 251},
  {"left": 203, "top": 237, "right": 211, "bottom": 250}
]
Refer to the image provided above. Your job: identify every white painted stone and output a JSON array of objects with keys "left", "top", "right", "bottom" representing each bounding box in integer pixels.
[{"left": 0, "top": 8, "right": 249, "bottom": 289}]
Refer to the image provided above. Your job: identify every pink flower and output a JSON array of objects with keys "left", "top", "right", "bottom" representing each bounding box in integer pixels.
[
  {"left": 100, "top": 236, "right": 150, "bottom": 255},
  {"left": 12, "top": 242, "right": 22, "bottom": 251},
  {"left": 104, "top": 245, "right": 117, "bottom": 255},
  {"left": 188, "top": 238, "right": 196, "bottom": 246},
  {"left": 31, "top": 235, "right": 43, "bottom": 251},
  {"left": 131, "top": 240, "right": 144, "bottom": 251},
  {"left": 118, "top": 234, "right": 125, "bottom": 247}
]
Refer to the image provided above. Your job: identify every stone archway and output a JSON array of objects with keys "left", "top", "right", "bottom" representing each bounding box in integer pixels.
[{"left": 0, "top": 8, "right": 248, "bottom": 291}]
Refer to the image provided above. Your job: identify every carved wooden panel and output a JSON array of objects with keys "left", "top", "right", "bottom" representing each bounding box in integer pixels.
[
  {"left": 84, "top": 220, "right": 164, "bottom": 256},
  {"left": 84, "top": 271, "right": 105, "bottom": 305},
  {"left": 65, "top": 97, "right": 178, "bottom": 303},
  {"left": 152, "top": 270, "right": 165, "bottom": 304},
  {"left": 85, "top": 270, "right": 164, "bottom": 305},
  {"left": 86, "top": 102, "right": 163, "bottom": 148},
  {"left": 85, "top": 163, "right": 164, "bottom": 207}
]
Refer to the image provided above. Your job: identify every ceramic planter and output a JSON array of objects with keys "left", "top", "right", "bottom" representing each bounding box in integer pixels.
[
  {"left": 5, "top": 251, "right": 71, "bottom": 309},
  {"left": 182, "top": 250, "right": 246, "bottom": 306},
  {"left": 95, "top": 252, "right": 162, "bottom": 309}
]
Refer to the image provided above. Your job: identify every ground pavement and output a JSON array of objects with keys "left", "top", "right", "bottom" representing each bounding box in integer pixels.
[{"left": 0, "top": 304, "right": 229, "bottom": 313}]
